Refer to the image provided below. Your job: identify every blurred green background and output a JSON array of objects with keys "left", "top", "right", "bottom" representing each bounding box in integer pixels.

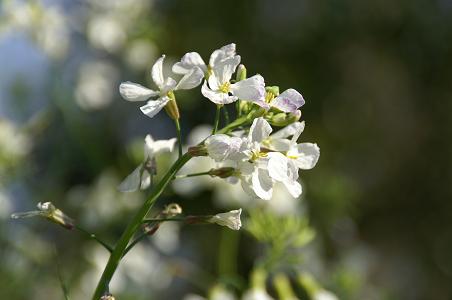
[{"left": 1, "top": 0, "right": 451, "bottom": 299}]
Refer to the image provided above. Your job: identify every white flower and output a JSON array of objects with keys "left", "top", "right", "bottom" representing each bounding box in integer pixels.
[
  {"left": 119, "top": 55, "right": 204, "bottom": 118},
  {"left": 118, "top": 135, "right": 176, "bottom": 192},
  {"left": 202, "top": 68, "right": 265, "bottom": 105},
  {"left": 313, "top": 290, "right": 339, "bottom": 300},
  {"left": 209, "top": 209, "right": 242, "bottom": 230},
  {"left": 172, "top": 43, "right": 237, "bottom": 75}
]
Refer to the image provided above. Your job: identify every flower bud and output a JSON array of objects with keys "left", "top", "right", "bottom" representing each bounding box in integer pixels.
[
  {"left": 187, "top": 145, "right": 208, "bottom": 157},
  {"left": 11, "top": 202, "right": 74, "bottom": 230},
  {"left": 100, "top": 293, "right": 115, "bottom": 300},
  {"left": 208, "top": 167, "right": 237, "bottom": 178},
  {"left": 265, "top": 86, "right": 280, "bottom": 96},
  {"left": 236, "top": 64, "right": 247, "bottom": 81},
  {"left": 265, "top": 110, "right": 301, "bottom": 127},
  {"left": 208, "top": 209, "right": 242, "bottom": 230}
]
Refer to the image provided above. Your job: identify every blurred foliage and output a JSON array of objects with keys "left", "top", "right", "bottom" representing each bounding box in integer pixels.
[{"left": 1, "top": 0, "right": 452, "bottom": 299}]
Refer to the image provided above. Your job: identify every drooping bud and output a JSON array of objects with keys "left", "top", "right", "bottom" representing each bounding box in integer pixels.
[
  {"left": 11, "top": 202, "right": 74, "bottom": 230},
  {"left": 164, "top": 91, "right": 180, "bottom": 120},
  {"left": 208, "top": 167, "right": 237, "bottom": 178},
  {"left": 208, "top": 209, "right": 242, "bottom": 230}
]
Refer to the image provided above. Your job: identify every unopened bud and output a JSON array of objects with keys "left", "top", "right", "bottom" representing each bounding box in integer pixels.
[
  {"left": 236, "top": 64, "right": 247, "bottom": 81},
  {"left": 265, "top": 86, "right": 279, "bottom": 96},
  {"left": 188, "top": 145, "right": 208, "bottom": 157},
  {"left": 265, "top": 110, "right": 301, "bottom": 127},
  {"left": 208, "top": 167, "right": 237, "bottom": 178}
]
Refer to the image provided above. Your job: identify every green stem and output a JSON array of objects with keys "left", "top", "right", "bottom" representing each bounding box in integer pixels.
[
  {"left": 174, "top": 171, "right": 211, "bottom": 179},
  {"left": 142, "top": 217, "right": 186, "bottom": 223},
  {"left": 212, "top": 105, "right": 221, "bottom": 134},
  {"left": 174, "top": 119, "right": 183, "bottom": 158},
  {"left": 122, "top": 231, "right": 148, "bottom": 258},
  {"left": 222, "top": 106, "right": 230, "bottom": 125},
  {"left": 74, "top": 225, "right": 113, "bottom": 253},
  {"left": 91, "top": 153, "right": 191, "bottom": 300}
]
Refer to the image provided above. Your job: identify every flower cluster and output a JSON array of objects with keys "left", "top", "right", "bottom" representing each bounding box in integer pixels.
[
  {"left": 204, "top": 118, "right": 319, "bottom": 200},
  {"left": 119, "top": 43, "right": 319, "bottom": 202},
  {"left": 119, "top": 43, "right": 305, "bottom": 120}
]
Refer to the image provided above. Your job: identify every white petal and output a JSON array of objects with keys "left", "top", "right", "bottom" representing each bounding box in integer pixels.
[
  {"left": 176, "top": 66, "right": 204, "bottom": 90},
  {"left": 283, "top": 179, "right": 302, "bottom": 198},
  {"left": 271, "top": 88, "right": 305, "bottom": 113},
  {"left": 201, "top": 81, "right": 237, "bottom": 105},
  {"left": 288, "top": 143, "right": 320, "bottom": 170},
  {"left": 172, "top": 52, "right": 207, "bottom": 74},
  {"left": 118, "top": 164, "right": 143, "bottom": 192},
  {"left": 205, "top": 134, "right": 241, "bottom": 162},
  {"left": 151, "top": 138, "right": 177, "bottom": 154},
  {"left": 161, "top": 77, "right": 177, "bottom": 94},
  {"left": 291, "top": 121, "right": 305, "bottom": 143},
  {"left": 209, "top": 43, "right": 236, "bottom": 67},
  {"left": 251, "top": 168, "right": 273, "bottom": 200},
  {"left": 230, "top": 74, "right": 265, "bottom": 102},
  {"left": 119, "top": 82, "right": 158, "bottom": 102},
  {"left": 210, "top": 208, "right": 242, "bottom": 230},
  {"left": 151, "top": 55, "right": 166, "bottom": 89},
  {"left": 139, "top": 96, "right": 170, "bottom": 118},
  {"left": 249, "top": 117, "right": 272, "bottom": 143},
  {"left": 267, "top": 152, "right": 289, "bottom": 182},
  {"left": 271, "top": 121, "right": 305, "bottom": 139},
  {"left": 213, "top": 55, "right": 241, "bottom": 84}
]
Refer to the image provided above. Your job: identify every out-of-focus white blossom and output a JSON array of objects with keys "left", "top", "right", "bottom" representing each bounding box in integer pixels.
[
  {"left": 1, "top": 1, "right": 70, "bottom": 59},
  {"left": 75, "top": 61, "right": 119, "bottom": 111},
  {"left": 125, "top": 39, "right": 158, "bottom": 71},
  {"left": 0, "top": 119, "right": 31, "bottom": 177},
  {"left": 119, "top": 135, "right": 176, "bottom": 192},
  {"left": 87, "top": 15, "right": 126, "bottom": 53}
]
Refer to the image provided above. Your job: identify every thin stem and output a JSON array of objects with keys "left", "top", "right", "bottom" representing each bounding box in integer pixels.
[
  {"left": 54, "top": 245, "right": 70, "bottom": 300},
  {"left": 222, "top": 105, "right": 230, "bottom": 125},
  {"left": 91, "top": 153, "right": 191, "bottom": 300},
  {"left": 174, "top": 119, "right": 183, "bottom": 157},
  {"left": 142, "top": 217, "right": 186, "bottom": 223},
  {"left": 174, "top": 171, "right": 211, "bottom": 179},
  {"left": 74, "top": 225, "right": 113, "bottom": 253},
  {"left": 212, "top": 105, "right": 221, "bottom": 134}
]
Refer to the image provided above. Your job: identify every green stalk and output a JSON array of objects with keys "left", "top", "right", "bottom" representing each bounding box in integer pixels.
[
  {"left": 174, "top": 119, "right": 183, "bottom": 157},
  {"left": 212, "top": 105, "right": 222, "bottom": 134},
  {"left": 91, "top": 153, "right": 190, "bottom": 300},
  {"left": 174, "top": 171, "right": 211, "bottom": 179}
]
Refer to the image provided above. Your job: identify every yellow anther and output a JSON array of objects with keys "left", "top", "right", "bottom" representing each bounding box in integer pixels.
[{"left": 219, "top": 82, "right": 231, "bottom": 93}]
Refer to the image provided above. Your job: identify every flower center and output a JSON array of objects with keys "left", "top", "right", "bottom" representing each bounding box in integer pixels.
[
  {"left": 219, "top": 82, "right": 231, "bottom": 93},
  {"left": 264, "top": 91, "right": 275, "bottom": 103},
  {"left": 250, "top": 151, "right": 267, "bottom": 161}
]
